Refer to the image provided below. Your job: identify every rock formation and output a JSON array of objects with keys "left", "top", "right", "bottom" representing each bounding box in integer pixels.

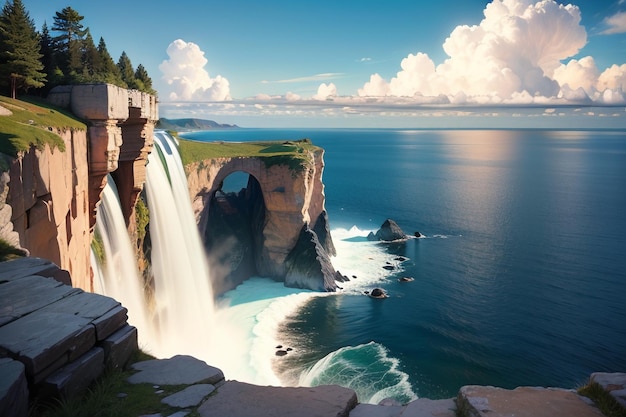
[
  {"left": 186, "top": 146, "right": 338, "bottom": 292},
  {"left": 2, "top": 84, "right": 157, "bottom": 291},
  {"left": 367, "top": 218, "right": 408, "bottom": 242}
]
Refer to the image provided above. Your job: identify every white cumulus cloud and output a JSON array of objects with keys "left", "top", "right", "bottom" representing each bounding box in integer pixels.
[
  {"left": 358, "top": 0, "right": 625, "bottom": 105},
  {"left": 159, "top": 39, "right": 231, "bottom": 101},
  {"left": 313, "top": 83, "right": 338, "bottom": 100}
]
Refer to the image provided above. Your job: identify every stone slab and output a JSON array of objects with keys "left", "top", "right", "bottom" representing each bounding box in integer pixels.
[
  {"left": 350, "top": 403, "right": 404, "bottom": 417},
  {"left": 100, "top": 324, "right": 137, "bottom": 370},
  {"left": 128, "top": 355, "right": 224, "bottom": 385},
  {"left": 458, "top": 385, "right": 604, "bottom": 417},
  {"left": 39, "top": 347, "right": 105, "bottom": 399},
  {"left": 39, "top": 290, "right": 126, "bottom": 341},
  {"left": 0, "top": 257, "right": 56, "bottom": 279},
  {"left": 0, "top": 309, "right": 95, "bottom": 378},
  {"left": 0, "top": 358, "right": 28, "bottom": 417},
  {"left": 0, "top": 274, "right": 81, "bottom": 324},
  {"left": 590, "top": 372, "right": 626, "bottom": 408},
  {"left": 197, "top": 380, "right": 358, "bottom": 417},
  {"left": 161, "top": 384, "right": 215, "bottom": 408},
  {"left": 398, "top": 398, "right": 456, "bottom": 417}
]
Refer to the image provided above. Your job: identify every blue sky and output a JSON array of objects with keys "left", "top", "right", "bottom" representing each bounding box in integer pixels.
[{"left": 25, "top": 0, "right": 626, "bottom": 127}]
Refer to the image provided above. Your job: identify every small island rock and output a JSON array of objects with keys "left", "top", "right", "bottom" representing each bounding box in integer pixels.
[{"left": 368, "top": 219, "right": 408, "bottom": 242}]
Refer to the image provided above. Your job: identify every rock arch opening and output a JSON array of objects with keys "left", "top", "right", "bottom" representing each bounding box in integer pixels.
[{"left": 204, "top": 170, "right": 267, "bottom": 295}]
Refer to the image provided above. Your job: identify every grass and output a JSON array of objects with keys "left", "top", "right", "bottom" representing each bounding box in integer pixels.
[
  {"left": 31, "top": 351, "right": 204, "bottom": 417},
  {"left": 578, "top": 381, "right": 626, "bottom": 417},
  {"left": 0, "top": 238, "right": 27, "bottom": 262},
  {"left": 178, "top": 138, "right": 319, "bottom": 174},
  {"left": 0, "top": 95, "right": 86, "bottom": 157}
]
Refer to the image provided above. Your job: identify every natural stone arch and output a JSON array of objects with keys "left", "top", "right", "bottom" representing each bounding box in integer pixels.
[{"left": 186, "top": 150, "right": 338, "bottom": 291}]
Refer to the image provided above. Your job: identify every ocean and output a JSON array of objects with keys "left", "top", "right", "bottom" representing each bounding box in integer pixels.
[{"left": 182, "top": 128, "right": 626, "bottom": 402}]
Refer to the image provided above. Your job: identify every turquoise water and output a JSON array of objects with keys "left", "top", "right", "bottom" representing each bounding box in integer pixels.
[{"left": 184, "top": 128, "right": 626, "bottom": 401}]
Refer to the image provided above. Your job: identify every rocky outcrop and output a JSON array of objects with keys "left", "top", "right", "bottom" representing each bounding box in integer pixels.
[
  {"left": 367, "top": 219, "right": 408, "bottom": 242},
  {"left": 3, "top": 84, "right": 157, "bottom": 291},
  {"left": 186, "top": 147, "right": 338, "bottom": 291},
  {"left": 6, "top": 130, "right": 92, "bottom": 290}
]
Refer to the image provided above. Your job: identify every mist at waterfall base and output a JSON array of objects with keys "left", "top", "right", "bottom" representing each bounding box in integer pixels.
[{"left": 181, "top": 128, "right": 626, "bottom": 401}]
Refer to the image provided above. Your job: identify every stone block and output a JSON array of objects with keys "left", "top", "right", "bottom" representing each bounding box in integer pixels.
[
  {"left": 0, "top": 274, "right": 80, "bottom": 324},
  {"left": 46, "top": 85, "right": 73, "bottom": 109},
  {"left": 71, "top": 84, "right": 129, "bottom": 121},
  {"left": 0, "top": 307, "right": 96, "bottom": 380},
  {"left": 457, "top": 385, "right": 604, "bottom": 417},
  {"left": 100, "top": 325, "right": 137, "bottom": 370},
  {"left": 128, "top": 355, "right": 224, "bottom": 385},
  {"left": 39, "top": 347, "right": 104, "bottom": 400},
  {"left": 38, "top": 290, "right": 125, "bottom": 341},
  {"left": 0, "top": 358, "right": 28, "bottom": 417},
  {"left": 198, "top": 381, "right": 358, "bottom": 417}
]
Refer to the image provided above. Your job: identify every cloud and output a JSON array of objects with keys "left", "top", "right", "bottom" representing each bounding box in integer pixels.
[
  {"left": 313, "top": 83, "right": 337, "bottom": 100},
  {"left": 159, "top": 39, "right": 231, "bottom": 101},
  {"left": 602, "top": 11, "right": 626, "bottom": 34},
  {"left": 264, "top": 73, "right": 343, "bottom": 84},
  {"left": 357, "top": 0, "right": 625, "bottom": 105},
  {"left": 553, "top": 56, "right": 600, "bottom": 96}
]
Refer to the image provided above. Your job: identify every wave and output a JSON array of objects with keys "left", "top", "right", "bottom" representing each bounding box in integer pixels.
[
  {"left": 330, "top": 226, "right": 406, "bottom": 293},
  {"left": 211, "top": 277, "right": 324, "bottom": 386},
  {"left": 298, "top": 341, "right": 417, "bottom": 404}
]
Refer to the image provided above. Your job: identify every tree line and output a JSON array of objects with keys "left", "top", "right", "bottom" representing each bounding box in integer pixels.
[{"left": 0, "top": 0, "right": 154, "bottom": 99}]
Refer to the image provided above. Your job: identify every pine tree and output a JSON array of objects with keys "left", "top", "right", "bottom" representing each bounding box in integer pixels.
[
  {"left": 51, "top": 6, "right": 86, "bottom": 81},
  {"left": 0, "top": 0, "right": 46, "bottom": 98},
  {"left": 80, "top": 30, "right": 101, "bottom": 81},
  {"left": 134, "top": 64, "right": 154, "bottom": 94},
  {"left": 39, "top": 21, "right": 59, "bottom": 89},
  {"left": 117, "top": 51, "right": 138, "bottom": 89},
  {"left": 97, "top": 37, "right": 125, "bottom": 87}
]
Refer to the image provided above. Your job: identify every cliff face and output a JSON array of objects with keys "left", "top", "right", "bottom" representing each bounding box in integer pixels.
[
  {"left": 186, "top": 149, "right": 338, "bottom": 291},
  {"left": 6, "top": 129, "right": 91, "bottom": 289}
]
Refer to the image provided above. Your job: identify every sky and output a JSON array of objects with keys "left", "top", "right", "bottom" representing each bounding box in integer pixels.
[{"left": 24, "top": 0, "right": 626, "bottom": 128}]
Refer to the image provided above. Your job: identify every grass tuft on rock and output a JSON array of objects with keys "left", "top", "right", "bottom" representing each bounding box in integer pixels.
[
  {"left": 0, "top": 238, "right": 27, "bottom": 262},
  {"left": 31, "top": 351, "right": 206, "bottom": 417},
  {"left": 578, "top": 381, "right": 626, "bottom": 417}
]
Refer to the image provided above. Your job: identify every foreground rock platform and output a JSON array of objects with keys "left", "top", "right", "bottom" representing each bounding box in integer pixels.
[
  {"left": 121, "top": 357, "right": 624, "bottom": 417},
  {"left": 198, "top": 380, "right": 358, "bottom": 417},
  {"left": 0, "top": 257, "right": 137, "bottom": 401},
  {"left": 457, "top": 385, "right": 604, "bottom": 417}
]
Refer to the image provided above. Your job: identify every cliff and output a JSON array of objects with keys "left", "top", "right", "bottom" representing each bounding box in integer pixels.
[
  {"left": 0, "top": 85, "right": 157, "bottom": 291},
  {"left": 184, "top": 140, "right": 338, "bottom": 292}
]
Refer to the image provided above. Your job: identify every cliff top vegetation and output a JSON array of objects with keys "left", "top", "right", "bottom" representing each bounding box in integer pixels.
[
  {"left": 0, "top": 0, "right": 154, "bottom": 99},
  {"left": 178, "top": 138, "right": 321, "bottom": 173},
  {"left": 0, "top": 95, "right": 85, "bottom": 157}
]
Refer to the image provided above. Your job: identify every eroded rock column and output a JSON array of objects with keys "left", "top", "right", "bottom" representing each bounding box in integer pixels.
[{"left": 112, "top": 91, "right": 158, "bottom": 227}]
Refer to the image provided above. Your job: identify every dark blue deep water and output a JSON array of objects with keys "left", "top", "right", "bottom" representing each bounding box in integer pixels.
[{"left": 184, "top": 128, "right": 626, "bottom": 400}]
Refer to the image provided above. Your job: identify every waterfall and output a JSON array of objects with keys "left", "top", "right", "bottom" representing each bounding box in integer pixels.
[
  {"left": 144, "top": 131, "right": 215, "bottom": 359},
  {"left": 92, "top": 131, "right": 215, "bottom": 361},
  {"left": 93, "top": 177, "right": 153, "bottom": 346}
]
